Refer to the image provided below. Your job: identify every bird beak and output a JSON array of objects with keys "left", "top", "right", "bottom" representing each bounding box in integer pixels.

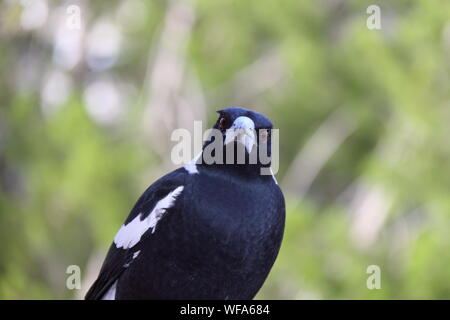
[{"left": 224, "top": 116, "right": 256, "bottom": 153}]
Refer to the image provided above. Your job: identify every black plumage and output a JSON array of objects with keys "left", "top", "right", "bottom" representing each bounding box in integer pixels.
[{"left": 85, "top": 107, "right": 285, "bottom": 300}]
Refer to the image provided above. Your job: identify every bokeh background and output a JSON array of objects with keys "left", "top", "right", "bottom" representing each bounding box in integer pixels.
[{"left": 1, "top": 0, "right": 450, "bottom": 299}]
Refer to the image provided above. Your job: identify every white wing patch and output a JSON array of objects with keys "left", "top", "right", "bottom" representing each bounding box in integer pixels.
[
  {"left": 184, "top": 152, "right": 202, "bottom": 174},
  {"left": 123, "top": 250, "right": 141, "bottom": 268},
  {"left": 101, "top": 280, "right": 117, "bottom": 300},
  {"left": 132, "top": 250, "right": 141, "bottom": 259},
  {"left": 114, "top": 186, "right": 184, "bottom": 249}
]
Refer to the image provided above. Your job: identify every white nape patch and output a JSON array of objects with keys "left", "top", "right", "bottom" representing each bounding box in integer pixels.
[
  {"left": 270, "top": 167, "right": 278, "bottom": 185},
  {"left": 224, "top": 116, "right": 256, "bottom": 153},
  {"left": 114, "top": 186, "right": 184, "bottom": 249},
  {"left": 184, "top": 152, "right": 202, "bottom": 174},
  {"left": 101, "top": 280, "right": 117, "bottom": 300}
]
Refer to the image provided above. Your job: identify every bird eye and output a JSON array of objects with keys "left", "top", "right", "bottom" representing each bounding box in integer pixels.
[{"left": 218, "top": 117, "right": 230, "bottom": 130}]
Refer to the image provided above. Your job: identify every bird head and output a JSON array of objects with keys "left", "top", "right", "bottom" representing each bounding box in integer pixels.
[{"left": 201, "top": 107, "right": 274, "bottom": 169}]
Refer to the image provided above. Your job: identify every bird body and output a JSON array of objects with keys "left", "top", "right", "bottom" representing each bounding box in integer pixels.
[{"left": 86, "top": 107, "right": 285, "bottom": 300}]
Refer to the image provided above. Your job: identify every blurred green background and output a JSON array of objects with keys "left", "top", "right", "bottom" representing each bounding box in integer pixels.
[{"left": 1, "top": 0, "right": 450, "bottom": 299}]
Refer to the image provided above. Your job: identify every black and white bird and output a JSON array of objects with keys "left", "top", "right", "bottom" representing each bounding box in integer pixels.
[{"left": 85, "top": 107, "right": 285, "bottom": 300}]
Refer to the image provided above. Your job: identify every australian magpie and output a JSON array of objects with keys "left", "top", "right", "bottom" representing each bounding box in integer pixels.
[{"left": 85, "top": 107, "right": 285, "bottom": 300}]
